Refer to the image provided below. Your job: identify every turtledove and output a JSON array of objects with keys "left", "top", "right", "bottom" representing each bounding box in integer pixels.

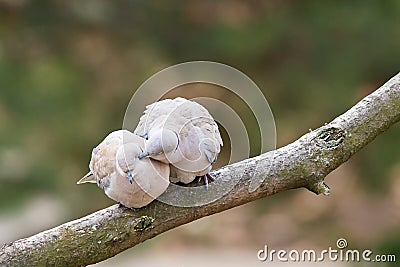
[
  {"left": 77, "top": 130, "right": 170, "bottom": 208},
  {"left": 134, "top": 97, "right": 223, "bottom": 186}
]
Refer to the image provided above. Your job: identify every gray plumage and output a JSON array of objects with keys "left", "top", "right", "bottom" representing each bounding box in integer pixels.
[
  {"left": 134, "top": 97, "right": 223, "bottom": 184},
  {"left": 77, "top": 130, "right": 170, "bottom": 208}
]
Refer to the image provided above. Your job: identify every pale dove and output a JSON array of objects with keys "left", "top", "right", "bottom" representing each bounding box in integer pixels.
[
  {"left": 77, "top": 130, "right": 170, "bottom": 208},
  {"left": 135, "top": 97, "right": 223, "bottom": 186}
]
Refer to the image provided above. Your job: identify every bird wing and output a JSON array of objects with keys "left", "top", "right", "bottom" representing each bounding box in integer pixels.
[
  {"left": 178, "top": 102, "right": 223, "bottom": 163},
  {"left": 135, "top": 97, "right": 223, "bottom": 165},
  {"left": 134, "top": 98, "right": 187, "bottom": 138},
  {"left": 193, "top": 116, "right": 223, "bottom": 163},
  {"left": 112, "top": 134, "right": 169, "bottom": 208},
  {"left": 115, "top": 143, "right": 142, "bottom": 176},
  {"left": 134, "top": 157, "right": 170, "bottom": 190}
]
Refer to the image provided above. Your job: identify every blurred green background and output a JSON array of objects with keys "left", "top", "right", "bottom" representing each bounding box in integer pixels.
[{"left": 0, "top": 1, "right": 399, "bottom": 266}]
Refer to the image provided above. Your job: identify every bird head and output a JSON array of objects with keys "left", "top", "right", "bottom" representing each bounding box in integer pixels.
[
  {"left": 77, "top": 130, "right": 141, "bottom": 185},
  {"left": 139, "top": 129, "right": 179, "bottom": 159},
  {"left": 115, "top": 143, "right": 142, "bottom": 174}
]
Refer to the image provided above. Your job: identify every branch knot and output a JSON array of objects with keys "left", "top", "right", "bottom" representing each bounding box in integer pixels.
[{"left": 315, "top": 127, "right": 345, "bottom": 150}]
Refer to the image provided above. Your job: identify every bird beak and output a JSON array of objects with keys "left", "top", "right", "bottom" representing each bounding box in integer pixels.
[
  {"left": 138, "top": 151, "right": 150, "bottom": 160},
  {"left": 76, "top": 171, "right": 96, "bottom": 184}
]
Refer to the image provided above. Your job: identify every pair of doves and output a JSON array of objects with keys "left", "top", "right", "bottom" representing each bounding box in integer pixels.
[{"left": 77, "top": 97, "right": 223, "bottom": 208}]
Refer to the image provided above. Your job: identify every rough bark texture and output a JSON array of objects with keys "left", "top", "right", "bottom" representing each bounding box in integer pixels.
[{"left": 1, "top": 73, "right": 400, "bottom": 266}]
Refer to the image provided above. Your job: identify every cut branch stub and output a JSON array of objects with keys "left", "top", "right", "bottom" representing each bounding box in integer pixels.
[
  {"left": 306, "top": 126, "right": 347, "bottom": 194},
  {"left": 315, "top": 127, "right": 346, "bottom": 150}
]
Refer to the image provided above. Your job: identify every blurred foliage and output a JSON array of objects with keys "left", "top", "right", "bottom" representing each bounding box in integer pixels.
[
  {"left": 376, "top": 229, "right": 400, "bottom": 267},
  {"left": 0, "top": 0, "right": 399, "bottom": 256}
]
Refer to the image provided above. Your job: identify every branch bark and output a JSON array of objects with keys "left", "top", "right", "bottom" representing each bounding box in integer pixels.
[{"left": 1, "top": 73, "right": 400, "bottom": 266}]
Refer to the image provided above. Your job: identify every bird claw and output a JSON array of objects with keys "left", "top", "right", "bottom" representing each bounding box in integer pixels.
[
  {"left": 206, "top": 173, "right": 215, "bottom": 182},
  {"left": 197, "top": 173, "right": 214, "bottom": 190},
  {"left": 128, "top": 172, "right": 133, "bottom": 184}
]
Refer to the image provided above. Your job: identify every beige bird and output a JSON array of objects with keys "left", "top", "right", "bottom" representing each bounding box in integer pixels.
[
  {"left": 77, "top": 130, "right": 170, "bottom": 208},
  {"left": 135, "top": 97, "right": 223, "bottom": 187}
]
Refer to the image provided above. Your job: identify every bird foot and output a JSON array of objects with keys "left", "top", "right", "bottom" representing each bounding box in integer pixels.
[
  {"left": 196, "top": 173, "right": 215, "bottom": 189},
  {"left": 118, "top": 202, "right": 137, "bottom": 213}
]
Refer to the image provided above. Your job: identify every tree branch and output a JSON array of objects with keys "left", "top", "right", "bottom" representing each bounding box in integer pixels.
[{"left": 1, "top": 73, "right": 400, "bottom": 266}]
